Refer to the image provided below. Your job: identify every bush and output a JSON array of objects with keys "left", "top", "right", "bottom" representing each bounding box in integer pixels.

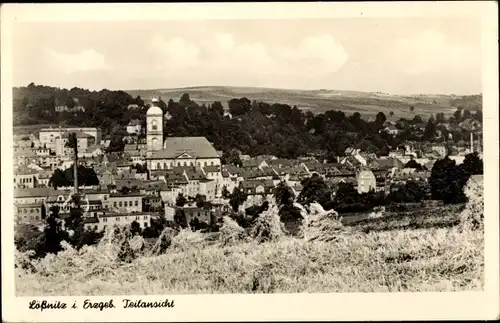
[
  {"left": 219, "top": 216, "right": 246, "bottom": 245},
  {"left": 460, "top": 176, "right": 483, "bottom": 231},
  {"left": 148, "top": 227, "right": 177, "bottom": 256},
  {"left": 299, "top": 202, "right": 350, "bottom": 242},
  {"left": 248, "top": 205, "right": 285, "bottom": 243}
]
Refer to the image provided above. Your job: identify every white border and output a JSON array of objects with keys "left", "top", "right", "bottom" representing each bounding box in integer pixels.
[{"left": 2, "top": 2, "right": 499, "bottom": 322}]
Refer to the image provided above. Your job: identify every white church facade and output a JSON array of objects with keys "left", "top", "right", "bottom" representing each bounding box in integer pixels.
[{"left": 145, "top": 98, "right": 221, "bottom": 170}]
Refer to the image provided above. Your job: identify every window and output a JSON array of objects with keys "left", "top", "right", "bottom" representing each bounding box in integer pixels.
[
  {"left": 119, "top": 201, "right": 122, "bottom": 207},
  {"left": 143, "top": 222, "right": 148, "bottom": 228},
  {"left": 23, "top": 209, "right": 27, "bottom": 213},
  {"left": 152, "top": 120, "right": 158, "bottom": 131},
  {"left": 211, "top": 161, "right": 214, "bottom": 166},
  {"left": 135, "top": 216, "right": 140, "bottom": 220},
  {"left": 204, "top": 162, "right": 207, "bottom": 167},
  {"left": 116, "top": 217, "right": 120, "bottom": 222},
  {"left": 30, "top": 209, "right": 34, "bottom": 213},
  {"left": 103, "top": 218, "right": 107, "bottom": 222},
  {"left": 114, "top": 202, "right": 117, "bottom": 207},
  {"left": 94, "top": 212, "right": 97, "bottom": 216},
  {"left": 135, "top": 200, "right": 138, "bottom": 206},
  {"left": 157, "top": 163, "right": 160, "bottom": 169}
]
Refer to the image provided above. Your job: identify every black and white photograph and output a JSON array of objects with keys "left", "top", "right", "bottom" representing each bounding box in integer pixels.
[{"left": 1, "top": 2, "right": 499, "bottom": 322}]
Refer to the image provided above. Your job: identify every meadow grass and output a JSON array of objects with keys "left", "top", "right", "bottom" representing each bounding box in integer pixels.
[
  {"left": 16, "top": 224, "right": 483, "bottom": 296},
  {"left": 15, "top": 178, "right": 484, "bottom": 296}
]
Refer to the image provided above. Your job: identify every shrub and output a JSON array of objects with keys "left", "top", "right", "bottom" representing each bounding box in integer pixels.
[
  {"left": 219, "top": 216, "right": 246, "bottom": 246},
  {"left": 170, "top": 228, "right": 209, "bottom": 252},
  {"left": 299, "top": 202, "right": 350, "bottom": 242},
  {"left": 248, "top": 205, "right": 285, "bottom": 243},
  {"left": 460, "top": 176, "right": 484, "bottom": 231},
  {"left": 148, "top": 227, "right": 177, "bottom": 256}
]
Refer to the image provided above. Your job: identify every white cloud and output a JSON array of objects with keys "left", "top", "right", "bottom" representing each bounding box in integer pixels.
[
  {"left": 148, "top": 35, "right": 200, "bottom": 71},
  {"left": 45, "top": 48, "right": 109, "bottom": 73},
  {"left": 279, "top": 34, "right": 348, "bottom": 73},
  {"left": 390, "top": 29, "right": 479, "bottom": 75},
  {"left": 146, "top": 33, "right": 348, "bottom": 79}
]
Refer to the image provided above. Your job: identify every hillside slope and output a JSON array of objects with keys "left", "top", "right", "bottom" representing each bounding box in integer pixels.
[{"left": 126, "top": 86, "right": 477, "bottom": 118}]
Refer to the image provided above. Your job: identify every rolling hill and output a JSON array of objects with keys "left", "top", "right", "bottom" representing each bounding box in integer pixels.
[{"left": 126, "top": 86, "right": 478, "bottom": 119}]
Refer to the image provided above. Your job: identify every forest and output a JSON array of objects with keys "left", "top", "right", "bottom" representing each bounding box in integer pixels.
[{"left": 13, "top": 84, "right": 482, "bottom": 159}]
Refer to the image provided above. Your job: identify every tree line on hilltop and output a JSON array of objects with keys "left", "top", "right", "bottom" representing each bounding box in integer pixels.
[{"left": 14, "top": 84, "right": 482, "bottom": 160}]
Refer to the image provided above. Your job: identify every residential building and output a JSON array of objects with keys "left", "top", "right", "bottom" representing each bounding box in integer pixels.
[
  {"left": 109, "top": 192, "right": 144, "bottom": 213},
  {"left": 14, "top": 166, "right": 39, "bottom": 189},
  {"left": 127, "top": 119, "right": 142, "bottom": 135},
  {"left": 85, "top": 212, "right": 152, "bottom": 232},
  {"left": 15, "top": 202, "right": 44, "bottom": 223},
  {"left": 357, "top": 169, "right": 376, "bottom": 194},
  {"left": 165, "top": 205, "right": 214, "bottom": 225},
  {"left": 39, "top": 127, "right": 102, "bottom": 151},
  {"left": 14, "top": 187, "right": 58, "bottom": 205}
]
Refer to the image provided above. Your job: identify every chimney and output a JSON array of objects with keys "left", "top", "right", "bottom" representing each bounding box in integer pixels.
[
  {"left": 73, "top": 133, "right": 79, "bottom": 196},
  {"left": 470, "top": 132, "right": 474, "bottom": 153}
]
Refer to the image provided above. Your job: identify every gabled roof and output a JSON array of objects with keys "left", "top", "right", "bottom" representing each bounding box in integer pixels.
[
  {"left": 15, "top": 166, "right": 38, "bottom": 175},
  {"left": 224, "top": 165, "right": 244, "bottom": 175},
  {"left": 268, "top": 159, "right": 297, "bottom": 167},
  {"left": 124, "top": 144, "right": 140, "bottom": 151},
  {"left": 14, "top": 187, "right": 59, "bottom": 198},
  {"left": 127, "top": 119, "right": 142, "bottom": 126},
  {"left": 85, "top": 144, "right": 102, "bottom": 153},
  {"left": 241, "top": 159, "right": 265, "bottom": 168},
  {"left": 261, "top": 166, "right": 278, "bottom": 176},
  {"left": 302, "top": 161, "right": 323, "bottom": 171},
  {"left": 203, "top": 165, "right": 221, "bottom": 173},
  {"left": 185, "top": 168, "right": 207, "bottom": 181},
  {"left": 14, "top": 148, "right": 37, "bottom": 159},
  {"left": 16, "top": 202, "right": 43, "bottom": 208},
  {"left": 240, "top": 179, "right": 275, "bottom": 189},
  {"left": 374, "top": 157, "right": 403, "bottom": 169},
  {"left": 149, "top": 137, "right": 219, "bottom": 159}
]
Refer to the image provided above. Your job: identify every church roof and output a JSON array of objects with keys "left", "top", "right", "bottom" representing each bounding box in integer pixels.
[{"left": 149, "top": 137, "right": 220, "bottom": 159}]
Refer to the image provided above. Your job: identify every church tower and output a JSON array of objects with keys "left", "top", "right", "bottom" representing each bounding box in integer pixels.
[{"left": 146, "top": 97, "right": 163, "bottom": 151}]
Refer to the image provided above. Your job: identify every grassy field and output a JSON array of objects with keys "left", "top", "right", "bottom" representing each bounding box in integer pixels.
[
  {"left": 15, "top": 204, "right": 483, "bottom": 296},
  {"left": 126, "top": 86, "right": 460, "bottom": 118},
  {"left": 15, "top": 178, "right": 483, "bottom": 296}
]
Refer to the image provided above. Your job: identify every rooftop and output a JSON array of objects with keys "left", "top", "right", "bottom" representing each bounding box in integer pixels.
[
  {"left": 14, "top": 166, "right": 38, "bottom": 175},
  {"left": 109, "top": 192, "right": 144, "bottom": 198},
  {"left": 149, "top": 137, "right": 219, "bottom": 159}
]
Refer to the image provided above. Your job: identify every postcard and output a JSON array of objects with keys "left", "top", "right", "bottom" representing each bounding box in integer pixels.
[{"left": 1, "top": 2, "right": 499, "bottom": 322}]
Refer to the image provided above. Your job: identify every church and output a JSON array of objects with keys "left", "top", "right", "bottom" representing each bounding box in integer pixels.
[{"left": 145, "top": 98, "right": 221, "bottom": 171}]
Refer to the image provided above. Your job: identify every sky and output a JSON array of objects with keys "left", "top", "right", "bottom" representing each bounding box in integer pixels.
[{"left": 11, "top": 18, "right": 482, "bottom": 95}]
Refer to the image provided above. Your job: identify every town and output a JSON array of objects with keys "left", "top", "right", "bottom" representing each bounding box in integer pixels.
[
  {"left": 9, "top": 6, "right": 493, "bottom": 299},
  {"left": 13, "top": 93, "right": 483, "bottom": 240}
]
